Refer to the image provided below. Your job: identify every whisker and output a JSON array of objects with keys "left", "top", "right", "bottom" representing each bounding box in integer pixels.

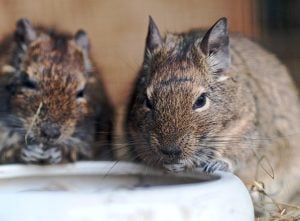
[{"left": 101, "top": 160, "right": 119, "bottom": 181}]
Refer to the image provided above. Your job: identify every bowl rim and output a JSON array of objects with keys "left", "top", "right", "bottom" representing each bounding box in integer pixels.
[{"left": 0, "top": 161, "right": 219, "bottom": 181}]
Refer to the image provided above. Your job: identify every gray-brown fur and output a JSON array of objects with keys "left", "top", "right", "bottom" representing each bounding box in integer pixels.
[
  {"left": 125, "top": 17, "right": 300, "bottom": 202},
  {"left": 0, "top": 18, "right": 113, "bottom": 164}
]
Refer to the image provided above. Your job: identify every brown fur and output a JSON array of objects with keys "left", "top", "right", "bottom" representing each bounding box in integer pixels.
[
  {"left": 125, "top": 17, "right": 300, "bottom": 202},
  {"left": 0, "top": 19, "right": 113, "bottom": 164}
]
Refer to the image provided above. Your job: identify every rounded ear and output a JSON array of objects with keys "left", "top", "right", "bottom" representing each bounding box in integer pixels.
[
  {"left": 75, "top": 30, "right": 89, "bottom": 53},
  {"left": 146, "top": 16, "right": 163, "bottom": 52},
  {"left": 15, "top": 18, "right": 37, "bottom": 44},
  {"left": 199, "top": 17, "right": 230, "bottom": 73}
]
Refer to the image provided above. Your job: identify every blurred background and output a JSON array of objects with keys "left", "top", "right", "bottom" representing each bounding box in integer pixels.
[{"left": 0, "top": 0, "right": 298, "bottom": 109}]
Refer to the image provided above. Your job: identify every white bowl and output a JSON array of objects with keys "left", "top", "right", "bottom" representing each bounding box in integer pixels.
[{"left": 0, "top": 161, "right": 254, "bottom": 221}]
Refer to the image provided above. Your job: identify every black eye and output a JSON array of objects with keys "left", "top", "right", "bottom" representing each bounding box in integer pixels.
[
  {"left": 20, "top": 72, "right": 37, "bottom": 90},
  {"left": 193, "top": 93, "right": 207, "bottom": 110},
  {"left": 145, "top": 96, "right": 153, "bottom": 110},
  {"left": 22, "top": 79, "right": 37, "bottom": 90},
  {"left": 76, "top": 88, "right": 85, "bottom": 98},
  {"left": 22, "top": 78, "right": 37, "bottom": 90}
]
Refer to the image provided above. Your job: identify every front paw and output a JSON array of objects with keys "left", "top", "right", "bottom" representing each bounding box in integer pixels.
[
  {"left": 21, "top": 145, "right": 62, "bottom": 164},
  {"left": 61, "top": 145, "right": 78, "bottom": 163},
  {"left": 197, "top": 160, "right": 230, "bottom": 173},
  {"left": 60, "top": 144, "right": 92, "bottom": 163},
  {"left": 163, "top": 161, "right": 187, "bottom": 172},
  {"left": 0, "top": 147, "right": 21, "bottom": 164}
]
